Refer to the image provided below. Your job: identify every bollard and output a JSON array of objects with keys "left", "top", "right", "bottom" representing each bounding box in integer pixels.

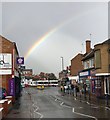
[
  {"left": 106, "top": 94, "right": 109, "bottom": 107},
  {"left": 79, "top": 93, "right": 81, "bottom": 102},
  {"left": 88, "top": 90, "right": 91, "bottom": 101},
  {"left": 84, "top": 91, "right": 86, "bottom": 100}
]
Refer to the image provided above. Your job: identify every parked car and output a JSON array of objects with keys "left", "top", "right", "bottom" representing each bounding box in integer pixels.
[{"left": 0, "top": 87, "right": 7, "bottom": 99}]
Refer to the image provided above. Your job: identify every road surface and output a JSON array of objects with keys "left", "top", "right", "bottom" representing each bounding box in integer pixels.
[{"left": 5, "top": 87, "right": 110, "bottom": 119}]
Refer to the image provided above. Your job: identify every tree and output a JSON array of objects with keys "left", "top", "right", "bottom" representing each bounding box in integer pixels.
[{"left": 48, "top": 73, "right": 57, "bottom": 80}]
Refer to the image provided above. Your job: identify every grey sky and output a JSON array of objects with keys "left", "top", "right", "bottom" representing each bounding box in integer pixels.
[{"left": 1, "top": 1, "right": 108, "bottom": 77}]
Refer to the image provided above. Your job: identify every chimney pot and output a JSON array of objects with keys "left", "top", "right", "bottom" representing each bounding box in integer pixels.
[{"left": 86, "top": 40, "right": 91, "bottom": 53}]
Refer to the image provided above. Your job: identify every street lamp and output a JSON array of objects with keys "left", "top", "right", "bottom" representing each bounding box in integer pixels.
[{"left": 60, "top": 56, "right": 64, "bottom": 71}]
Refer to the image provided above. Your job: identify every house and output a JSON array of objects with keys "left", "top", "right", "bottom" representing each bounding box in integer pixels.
[{"left": 94, "top": 39, "right": 110, "bottom": 97}]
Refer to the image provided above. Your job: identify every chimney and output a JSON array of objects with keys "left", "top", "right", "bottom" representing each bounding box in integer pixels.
[{"left": 86, "top": 40, "right": 91, "bottom": 53}]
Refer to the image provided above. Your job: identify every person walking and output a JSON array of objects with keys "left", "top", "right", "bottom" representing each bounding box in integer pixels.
[
  {"left": 73, "top": 84, "right": 77, "bottom": 97},
  {"left": 83, "top": 82, "right": 87, "bottom": 100},
  {"left": 71, "top": 84, "right": 74, "bottom": 96}
]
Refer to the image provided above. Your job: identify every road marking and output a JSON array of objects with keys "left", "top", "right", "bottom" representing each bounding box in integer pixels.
[
  {"left": 74, "top": 98, "right": 77, "bottom": 100},
  {"left": 79, "top": 107, "right": 83, "bottom": 109},
  {"left": 72, "top": 108, "right": 98, "bottom": 120},
  {"left": 62, "top": 104, "right": 72, "bottom": 109},
  {"left": 105, "top": 107, "right": 110, "bottom": 110},
  {"left": 87, "top": 102, "right": 90, "bottom": 105},
  {"left": 55, "top": 98, "right": 58, "bottom": 101},
  {"left": 60, "top": 101, "right": 63, "bottom": 105},
  {"left": 33, "top": 103, "right": 44, "bottom": 119}
]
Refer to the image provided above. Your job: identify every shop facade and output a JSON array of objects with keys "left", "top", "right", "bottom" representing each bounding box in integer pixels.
[
  {"left": 94, "top": 39, "right": 110, "bottom": 98},
  {"left": 79, "top": 69, "right": 96, "bottom": 94},
  {"left": 0, "top": 36, "right": 21, "bottom": 101}
]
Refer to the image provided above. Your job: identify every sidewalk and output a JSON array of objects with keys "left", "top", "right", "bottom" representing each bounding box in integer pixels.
[
  {"left": 4, "top": 88, "right": 35, "bottom": 119},
  {"left": 58, "top": 89, "right": 110, "bottom": 109}
]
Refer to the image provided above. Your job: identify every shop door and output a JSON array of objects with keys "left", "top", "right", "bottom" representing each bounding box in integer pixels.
[{"left": 104, "top": 77, "right": 110, "bottom": 95}]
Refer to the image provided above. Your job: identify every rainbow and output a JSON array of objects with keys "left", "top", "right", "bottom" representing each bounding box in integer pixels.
[
  {"left": 25, "top": 28, "right": 57, "bottom": 60},
  {"left": 24, "top": 9, "right": 91, "bottom": 60}
]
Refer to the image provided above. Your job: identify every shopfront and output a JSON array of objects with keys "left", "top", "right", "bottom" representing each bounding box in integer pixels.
[
  {"left": 96, "top": 73, "right": 110, "bottom": 98},
  {"left": 79, "top": 69, "right": 97, "bottom": 94},
  {"left": 79, "top": 70, "right": 91, "bottom": 92}
]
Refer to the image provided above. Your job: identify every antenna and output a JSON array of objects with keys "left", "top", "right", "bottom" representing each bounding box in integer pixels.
[
  {"left": 81, "top": 43, "right": 83, "bottom": 54},
  {"left": 90, "top": 33, "right": 92, "bottom": 48},
  {"left": 90, "top": 33, "right": 92, "bottom": 40}
]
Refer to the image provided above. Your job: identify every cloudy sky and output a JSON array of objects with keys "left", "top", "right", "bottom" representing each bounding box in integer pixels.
[{"left": 0, "top": 1, "right": 109, "bottom": 77}]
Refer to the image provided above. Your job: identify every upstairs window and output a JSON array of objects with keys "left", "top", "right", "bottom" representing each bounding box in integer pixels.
[{"left": 95, "top": 50, "right": 101, "bottom": 68}]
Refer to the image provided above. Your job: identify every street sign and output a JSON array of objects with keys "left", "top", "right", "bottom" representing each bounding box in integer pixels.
[{"left": 17, "top": 57, "right": 24, "bottom": 64}]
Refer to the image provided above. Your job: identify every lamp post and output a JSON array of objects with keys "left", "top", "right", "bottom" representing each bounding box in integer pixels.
[{"left": 61, "top": 56, "right": 64, "bottom": 71}]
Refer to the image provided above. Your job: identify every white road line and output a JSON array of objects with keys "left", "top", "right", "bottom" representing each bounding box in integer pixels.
[
  {"left": 33, "top": 103, "right": 44, "bottom": 119},
  {"left": 105, "top": 107, "right": 110, "bottom": 110},
  {"left": 74, "top": 98, "right": 77, "bottom": 100},
  {"left": 60, "top": 101, "right": 63, "bottom": 105},
  {"left": 72, "top": 108, "right": 98, "bottom": 120},
  {"left": 50, "top": 95, "right": 72, "bottom": 109},
  {"left": 62, "top": 104, "right": 72, "bottom": 109},
  {"left": 87, "top": 102, "right": 90, "bottom": 105}
]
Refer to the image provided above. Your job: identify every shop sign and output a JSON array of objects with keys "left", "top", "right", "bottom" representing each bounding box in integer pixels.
[
  {"left": 0, "top": 69, "right": 12, "bottom": 75},
  {"left": 0, "top": 54, "right": 12, "bottom": 68},
  {"left": 9, "top": 78, "right": 15, "bottom": 96},
  {"left": 17, "top": 57, "right": 24, "bottom": 64},
  {"left": 79, "top": 71, "right": 90, "bottom": 77}
]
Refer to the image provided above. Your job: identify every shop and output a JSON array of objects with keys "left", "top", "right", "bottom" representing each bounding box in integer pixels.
[
  {"left": 95, "top": 73, "right": 110, "bottom": 98},
  {"left": 79, "top": 69, "right": 97, "bottom": 94}
]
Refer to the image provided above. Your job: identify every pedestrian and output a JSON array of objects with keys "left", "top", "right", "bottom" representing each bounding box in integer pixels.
[
  {"left": 71, "top": 84, "right": 74, "bottom": 96},
  {"left": 83, "top": 82, "right": 87, "bottom": 99},
  {"left": 73, "top": 85, "right": 77, "bottom": 97},
  {"left": 68, "top": 84, "right": 71, "bottom": 94}
]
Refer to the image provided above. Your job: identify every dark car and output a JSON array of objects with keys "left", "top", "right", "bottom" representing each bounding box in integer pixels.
[{"left": 0, "top": 87, "right": 7, "bottom": 99}]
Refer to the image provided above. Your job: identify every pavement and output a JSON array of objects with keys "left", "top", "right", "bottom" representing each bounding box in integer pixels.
[{"left": 59, "top": 89, "right": 110, "bottom": 109}]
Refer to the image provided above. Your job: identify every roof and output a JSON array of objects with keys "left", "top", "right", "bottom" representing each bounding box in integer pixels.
[
  {"left": 71, "top": 53, "right": 83, "bottom": 61},
  {"left": 102, "top": 39, "right": 110, "bottom": 44},
  {"left": 95, "top": 39, "right": 110, "bottom": 47},
  {"left": 82, "top": 49, "right": 94, "bottom": 61},
  {"left": 13, "top": 42, "right": 19, "bottom": 56}
]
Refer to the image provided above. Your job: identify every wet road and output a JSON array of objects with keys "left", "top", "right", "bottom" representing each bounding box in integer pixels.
[{"left": 6, "top": 87, "right": 110, "bottom": 119}]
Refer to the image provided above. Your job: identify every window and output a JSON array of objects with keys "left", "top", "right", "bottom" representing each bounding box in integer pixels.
[
  {"left": 84, "top": 61, "right": 88, "bottom": 69},
  {"left": 84, "top": 58, "right": 94, "bottom": 69},
  {"left": 89, "top": 58, "right": 94, "bottom": 68},
  {"left": 95, "top": 50, "right": 101, "bottom": 68}
]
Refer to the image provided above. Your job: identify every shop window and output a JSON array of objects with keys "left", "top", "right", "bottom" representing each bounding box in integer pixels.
[
  {"left": 95, "top": 79, "right": 101, "bottom": 89},
  {"left": 105, "top": 77, "right": 110, "bottom": 95}
]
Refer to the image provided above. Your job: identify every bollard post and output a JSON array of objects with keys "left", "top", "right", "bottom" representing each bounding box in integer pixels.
[
  {"left": 106, "top": 94, "right": 109, "bottom": 107},
  {"left": 89, "top": 90, "right": 91, "bottom": 101},
  {"left": 79, "top": 92, "right": 81, "bottom": 102},
  {"left": 84, "top": 91, "right": 86, "bottom": 100}
]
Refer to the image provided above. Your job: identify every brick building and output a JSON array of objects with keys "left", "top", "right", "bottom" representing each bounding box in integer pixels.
[
  {"left": 70, "top": 40, "right": 91, "bottom": 83},
  {"left": 79, "top": 39, "right": 110, "bottom": 98},
  {"left": 0, "top": 35, "right": 21, "bottom": 101},
  {"left": 22, "top": 69, "right": 33, "bottom": 79},
  {"left": 94, "top": 39, "right": 110, "bottom": 97},
  {"left": 70, "top": 53, "right": 83, "bottom": 76}
]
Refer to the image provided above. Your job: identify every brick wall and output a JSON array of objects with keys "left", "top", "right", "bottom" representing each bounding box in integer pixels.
[
  {"left": 70, "top": 53, "right": 83, "bottom": 76},
  {"left": 95, "top": 43, "right": 109, "bottom": 73},
  {"left": 0, "top": 36, "right": 13, "bottom": 53}
]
